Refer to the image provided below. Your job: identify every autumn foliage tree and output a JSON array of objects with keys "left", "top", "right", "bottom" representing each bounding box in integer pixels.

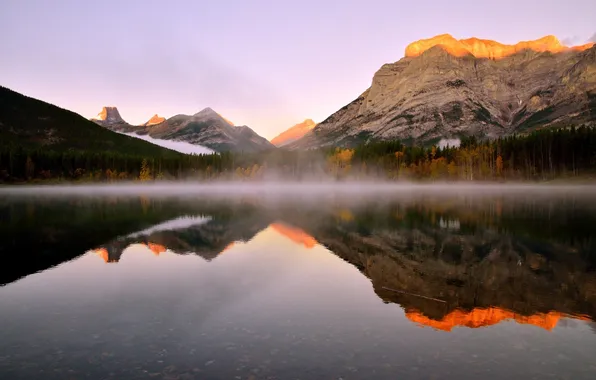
[{"left": 139, "top": 159, "right": 152, "bottom": 181}]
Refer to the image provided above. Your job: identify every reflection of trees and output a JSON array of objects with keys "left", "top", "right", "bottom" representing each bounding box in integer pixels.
[{"left": 2, "top": 195, "right": 595, "bottom": 330}]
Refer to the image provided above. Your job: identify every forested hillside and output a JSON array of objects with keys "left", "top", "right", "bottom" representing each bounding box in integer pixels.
[{"left": 0, "top": 86, "right": 179, "bottom": 157}]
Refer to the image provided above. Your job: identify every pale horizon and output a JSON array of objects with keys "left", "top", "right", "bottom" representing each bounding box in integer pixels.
[{"left": 1, "top": 0, "right": 595, "bottom": 139}]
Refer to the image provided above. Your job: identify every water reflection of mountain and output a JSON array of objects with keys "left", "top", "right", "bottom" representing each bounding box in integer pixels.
[
  {"left": 93, "top": 213, "right": 270, "bottom": 262},
  {"left": 404, "top": 308, "right": 589, "bottom": 332},
  {"left": 92, "top": 219, "right": 319, "bottom": 263},
  {"left": 289, "top": 201, "right": 596, "bottom": 330},
  {"left": 0, "top": 197, "right": 266, "bottom": 284},
  {"left": 2, "top": 195, "right": 595, "bottom": 331}
]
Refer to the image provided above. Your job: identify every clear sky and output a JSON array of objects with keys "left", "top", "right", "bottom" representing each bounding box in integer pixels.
[{"left": 1, "top": 0, "right": 595, "bottom": 139}]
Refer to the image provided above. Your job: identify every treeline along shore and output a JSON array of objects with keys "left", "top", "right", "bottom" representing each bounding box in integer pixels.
[{"left": 1, "top": 126, "right": 595, "bottom": 183}]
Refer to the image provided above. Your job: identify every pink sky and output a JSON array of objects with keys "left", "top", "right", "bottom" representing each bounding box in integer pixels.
[{"left": 1, "top": 0, "right": 595, "bottom": 139}]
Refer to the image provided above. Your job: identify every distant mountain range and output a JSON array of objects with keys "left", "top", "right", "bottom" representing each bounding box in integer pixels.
[
  {"left": 92, "top": 106, "right": 274, "bottom": 153},
  {"left": 289, "top": 34, "right": 596, "bottom": 149},
  {"left": 0, "top": 86, "right": 179, "bottom": 157}
]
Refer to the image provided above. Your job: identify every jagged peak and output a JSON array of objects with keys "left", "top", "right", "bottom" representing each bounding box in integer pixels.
[
  {"left": 143, "top": 114, "right": 165, "bottom": 126},
  {"left": 193, "top": 107, "right": 234, "bottom": 126},
  {"left": 405, "top": 34, "right": 594, "bottom": 59},
  {"left": 194, "top": 107, "right": 218, "bottom": 117},
  {"left": 92, "top": 106, "right": 125, "bottom": 123}
]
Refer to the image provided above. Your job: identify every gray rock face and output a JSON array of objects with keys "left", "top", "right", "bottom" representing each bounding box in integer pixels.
[
  {"left": 91, "top": 107, "right": 274, "bottom": 153},
  {"left": 289, "top": 44, "right": 596, "bottom": 149},
  {"left": 91, "top": 106, "right": 126, "bottom": 126}
]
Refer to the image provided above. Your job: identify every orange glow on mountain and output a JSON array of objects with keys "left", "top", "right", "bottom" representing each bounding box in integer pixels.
[
  {"left": 571, "top": 42, "right": 596, "bottom": 52},
  {"left": 143, "top": 114, "right": 165, "bottom": 126},
  {"left": 405, "top": 34, "right": 594, "bottom": 59},
  {"left": 93, "top": 248, "right": 109, "bottom": 263},
  {"left": 270, "top": 222, "right": 317, "bottom": 248},
  {"left": 406, "top": 307, "right": 590, "bottom": 332},
  {"left": 271, "top": 119, "right": 316, "bottom": 147}
]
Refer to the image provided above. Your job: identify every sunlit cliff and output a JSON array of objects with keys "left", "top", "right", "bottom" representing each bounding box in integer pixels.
[
  {"left": 405, "top": 34, "right": 594, "bottom": 59},
  {"left": 143, "top": 114, "right": 166, "bottom": 126}
]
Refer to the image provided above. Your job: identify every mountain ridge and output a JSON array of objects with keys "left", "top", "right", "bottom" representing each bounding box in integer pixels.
[
  {"left": 271, "top": 119, "right": 317, "bottom": 147},
  {"left": 143, "top": 114, "right": 165, "bottom": 126},
  {"left": 288, "top": 34, "right": 596, "bottom": 149},
  {"left": 405, "top": 34, "right": 594, "bottom": 59},
  {"left": 91, "top": 106, "right": 274, "bottom": 153}
]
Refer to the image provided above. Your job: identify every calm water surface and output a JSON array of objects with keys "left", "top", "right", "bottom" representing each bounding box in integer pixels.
[{"left": 1, "top": 185, "right": 595, "bottom": 379}]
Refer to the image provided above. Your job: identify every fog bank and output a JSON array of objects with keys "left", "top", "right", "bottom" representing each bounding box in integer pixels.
[
  {"left": 3, "top": 181, "right": 596, "bottom": 198},
  {"left": 121, "top": 132, "right": 214, "bottom": 155}
]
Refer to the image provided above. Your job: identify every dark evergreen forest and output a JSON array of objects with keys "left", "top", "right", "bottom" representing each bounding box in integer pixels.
[{"left": 1, "top": 126, "right": 595, "bottom": 182}]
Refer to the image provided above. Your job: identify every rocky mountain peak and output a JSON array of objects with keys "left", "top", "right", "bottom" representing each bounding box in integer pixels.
[
  {"left": 194, "top": 107, "right": 218, "bottom": 118},
  {"left": 405, "top": 34, "right": 593, "bottom": 60},
  {"left": 93, "top": 106, "right": 125, "bottom": 123},
  {"left": 144, "top": 114, "right": 165, "bottom": 126},
  {"left": 88, "top": 103, "right": 272, "bottom": 152},
  {"left": 271, "top": 119, "right": 317, "bottom": 147},
  {"left": 192, "top": 107, "right": 236, "bottom": 127}
]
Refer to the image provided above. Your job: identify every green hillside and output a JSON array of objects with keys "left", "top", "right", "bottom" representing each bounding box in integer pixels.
[{"left": 0, "top": 86, "right": 180, "bottom": 157}]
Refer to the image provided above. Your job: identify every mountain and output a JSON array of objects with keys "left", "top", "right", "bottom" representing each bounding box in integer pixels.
[
  {"left": 92, "top": 106, "right": 274, "bottom": 153},
  {"left": 0, "top": 86, "right": 179, "bottom": 157},
  {"left": 143, "top": 114, "right": 165, "bottom": 126},
  {"left": 92, "top": 106, "right": 126, "bottom": 126},
  {"left": 90, "top": 106, "right": 147, "bottom": 133},
  {"left": 271, "top": 119, "right": 316, "bottom": 147},
  {"left": 289, "top": 34, "right": 596, "bottom": 149}
]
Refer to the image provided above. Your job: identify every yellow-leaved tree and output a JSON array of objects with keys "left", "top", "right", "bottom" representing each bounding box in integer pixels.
[{"left": 139, "top": 159, "right": 152, "bottom": 181}]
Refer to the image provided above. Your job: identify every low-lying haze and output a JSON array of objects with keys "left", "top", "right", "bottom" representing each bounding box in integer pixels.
[{"left": 121, "top": 132, "right": 214, "bottom": 155}]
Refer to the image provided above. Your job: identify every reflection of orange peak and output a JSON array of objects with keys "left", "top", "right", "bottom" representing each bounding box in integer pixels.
[
  {"left": 146, "top": 243, "right": 167, "bottom": 256},
  {"left": 218, "top": 242, "right": 236, "bottom": 255},
  {"left": 406, "top": 307, "right": 589, "bottom": 332},
  {"left": 270, "top": 222, "right": 317, "bottom": 249},
  {"left": 93, "top": 248, "right": 109, "bottom": 263},
  {"left": 405, "top": 34, "right": 595, "bottom": 59}
]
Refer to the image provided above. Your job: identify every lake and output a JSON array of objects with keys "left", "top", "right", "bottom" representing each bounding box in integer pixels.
[{"left": 1, "top": 184, "right": 595, "bottom": 379}]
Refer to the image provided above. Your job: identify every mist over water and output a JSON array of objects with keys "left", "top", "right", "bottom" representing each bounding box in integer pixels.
[{"left": 3, "top": 181, "right": 596, "bottom": 198}]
